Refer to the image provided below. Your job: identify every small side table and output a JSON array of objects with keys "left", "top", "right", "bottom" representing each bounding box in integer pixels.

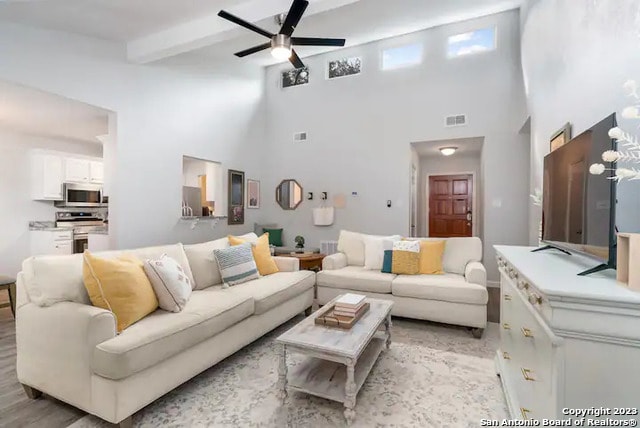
[
  {"left": 274, "top": 247, "right": 320, "bottom": 256},
  {"left": 278, "top": 253, "right": 325, "bottom": 272},
  {"left": 0, "top": 275, "right": 16, "bottom": 318}
]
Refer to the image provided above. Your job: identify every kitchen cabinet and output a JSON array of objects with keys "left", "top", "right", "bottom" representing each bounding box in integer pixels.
[
  {"left": 90, "top": 161, "right": 104, "bottom": 183},
  {"left": 65, "top": 158, "right": 91, "bottom": 183},
  {"left": 30, "top": 230, "right": 73, "bottom": 256},
  {"left": 31, "top": 153, "right": 64, "bottom": 200},
  {"left": 65, "top": 158, "right": 104, "bottom": 184},
  {"left": 31, "top": 151, "right": 104, "bottom": 200}
]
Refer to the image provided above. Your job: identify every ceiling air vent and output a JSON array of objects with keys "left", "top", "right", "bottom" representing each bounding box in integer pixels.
[
  {"left": 445, "top": 114, "right": 467, "bottom": 127},
  {"left": 293, "top": 132, "right": 308, "bottom": 143}
]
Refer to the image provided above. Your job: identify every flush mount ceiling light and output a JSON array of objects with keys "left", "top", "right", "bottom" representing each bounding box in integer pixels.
[
  {"left": 440, "top": 147, "right": 458, "bottom": 156},
  {"left": 218, "top": 0, "right": 346, "bottom": 69}
]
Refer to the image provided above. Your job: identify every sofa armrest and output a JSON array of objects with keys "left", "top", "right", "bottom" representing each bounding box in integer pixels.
[
  {"left": 273, "top": 256, "right": 299, "bottom": 272},
  {"left": 465, "top": 261, "right": 487, "bottom": 286},
  {"left": 16, "top": 301, "right": 116, "bottom": 409},
  {"left": 322, "top": 253, "right": 347, "bottom": 271}
]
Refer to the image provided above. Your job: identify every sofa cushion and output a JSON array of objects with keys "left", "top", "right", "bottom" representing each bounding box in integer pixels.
[
  {"left": 143, "top": 254, "right": 192, "bottom": 313},
  {"left": 97, "top": 244, "right": 196, "bottom": 289},
  {"left": 337, "top": 230, "right": 366, "bottom": 266},
  {"left": 92, "top": 290, "right": 254, "bottom": 380},
  {"left": 229, "top": 233, "right": 279, "bottom": 276},
  {"left": 391, "top": 273, "right": 488, "bottom": 305},
  {"left": 215, "top": 270, "right": 315, "bottom": 315},
  {"left": 183, "top": 237, "right": 229, "bottom": 290},
  {"left": 83, "top": 252, "right": 158, "bottom": 333},
  {"left": 407, "top": 237, "right": 482, "bottom": 275},
  {"left": 21, "top": 242, "right": 196, "bottom": 307},
  {"left": 22, "top": 254, "right": 88, "bottom": 306},
  {"left": 213, "top": 243, "right": 261, "bottom": 288},
  {"left": 316, "top": 266, "right": 395, "bottom": 294}
]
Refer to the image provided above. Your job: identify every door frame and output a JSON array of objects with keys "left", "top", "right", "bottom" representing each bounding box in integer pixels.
[{"left": 425, "top": 171, "right": 478, "bottom": 237}]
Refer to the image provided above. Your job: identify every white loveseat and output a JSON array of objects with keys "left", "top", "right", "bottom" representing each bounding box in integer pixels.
[
  {"left": 15, "top": 233, "right": 314, "bottom": 427},
  {"left": 316, "top": 231, "right": 488, "bottom": 335}
]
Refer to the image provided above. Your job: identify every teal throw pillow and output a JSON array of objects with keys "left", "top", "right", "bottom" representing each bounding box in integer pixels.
[
  {"left": 263, "top": 228, "right": 283, "bottom": 247},
  {"left": 381, "top": 250, "right": 393, "bottom": 273}
]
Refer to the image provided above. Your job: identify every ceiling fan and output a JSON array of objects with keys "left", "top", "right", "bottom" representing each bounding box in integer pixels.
[{"left": 218, "top": 0, "right": 346, "bottom": 69}]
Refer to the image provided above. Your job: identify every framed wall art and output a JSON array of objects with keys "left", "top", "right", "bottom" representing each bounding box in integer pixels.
[
  {"left": 228, "top": 169, "right": 245, "bottom": 225},
  {"left": 247, "top": 179, "right": 260, "bottom": 209},
  {"left": 282, "top": 67, "right": 309, "bottom": 88},
  {"left": 327, "top": 56, "right": 362, "bottom": 79}
]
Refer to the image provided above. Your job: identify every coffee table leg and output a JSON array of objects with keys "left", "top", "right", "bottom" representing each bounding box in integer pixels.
[
  {"left": 384, "top": 314, "right": 392, "bottom": 350},
  {"left": 277, "top": 344, "right": 288, "bottom": 403},
  {"left": 344, "top": 360, "right": 356, "bottom": 425}
]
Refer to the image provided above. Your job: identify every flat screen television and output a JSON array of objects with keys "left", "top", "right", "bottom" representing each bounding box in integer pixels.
[{"left": 540, "top": 113, "right": 617, "bottom": 275}]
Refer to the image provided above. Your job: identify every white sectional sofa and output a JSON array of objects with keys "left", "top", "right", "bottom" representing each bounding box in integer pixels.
[
  {"left": 15, "top": 233, "right": 314, "bottom": 427},
  {"left": 316, "top": 232, "right": 488, "bottom": 335}
]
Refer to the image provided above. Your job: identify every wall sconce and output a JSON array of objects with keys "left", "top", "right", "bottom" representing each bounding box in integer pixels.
[
  {"left": 307, "top": 192, "right": 314, "bottom": 200},
  {"left": 321, "top": 192, "right": 328, "bottom": 200}
]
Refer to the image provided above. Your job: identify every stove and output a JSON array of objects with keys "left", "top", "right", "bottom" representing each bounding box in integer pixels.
[{"left": 56, "top": 212, "right": 105, "bottom": 253}]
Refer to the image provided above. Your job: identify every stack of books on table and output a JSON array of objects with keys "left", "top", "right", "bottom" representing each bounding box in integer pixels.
[{"left": 334, "top": 293, "right": 368, "bottom": 318}]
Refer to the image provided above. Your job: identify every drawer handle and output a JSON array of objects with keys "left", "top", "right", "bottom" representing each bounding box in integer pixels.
[
  {"left": 502, "top": 351, "right": 511, "bottom": 360},
  {"left": 520, "top": 407, "right": 532, "bottom": 420},
  {"left": 521, "top": 368, "right": 535, "bottom": 381},
  {"left": 504, "top": 294, "right": 512, "bottom": 301},
  {"left": 521, "top": 327, "right": 534, "bottom": 338},
  {"left": 503, "top": 323, "right": 511, "bottom": 330},
  {"left": 528, "top": 294, "right": 542, "bottom": 305}
]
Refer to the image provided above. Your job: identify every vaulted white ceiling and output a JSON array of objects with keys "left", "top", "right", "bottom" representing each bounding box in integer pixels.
[
  {"left": 0, "top": 0, "right": 523, "bottom": 66},
  {"left": 0, "top": 80, "right": 110, "bottom": 143}
]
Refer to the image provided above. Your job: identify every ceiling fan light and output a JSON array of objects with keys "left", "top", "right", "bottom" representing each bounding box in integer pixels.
[
  {"left": 271, "top": 34, "right": 292, "bottom": 60},
  {"left": 439, "top": 147, "right": 457, "bottom": 156},
  {"left": 271, "top": 46, "right": 292, "bottom": 60}
]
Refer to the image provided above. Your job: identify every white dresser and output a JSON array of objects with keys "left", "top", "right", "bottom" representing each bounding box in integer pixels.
[{"left": 495, "top": 246, "right": 640, "bottom": 423}]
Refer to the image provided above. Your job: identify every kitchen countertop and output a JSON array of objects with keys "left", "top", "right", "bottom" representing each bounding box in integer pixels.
[
  {"left": 88, "top": 226, "right": 109, "bottom": 235},
  {"left": 29, "top": 221, "right": 64, "bottom": 231}
]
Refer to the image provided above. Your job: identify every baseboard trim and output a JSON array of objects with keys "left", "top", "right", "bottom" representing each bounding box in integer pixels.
[{"left": 487, "top": 281, "right": 500, "bottom": 288}]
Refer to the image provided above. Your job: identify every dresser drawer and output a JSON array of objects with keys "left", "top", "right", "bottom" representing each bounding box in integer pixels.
[{"left": 499, "top": 264, "right": 559, "bottom": 419}]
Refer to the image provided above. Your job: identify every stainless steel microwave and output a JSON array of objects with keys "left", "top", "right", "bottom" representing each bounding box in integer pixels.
[{"left": 55, "top": 183, "right": 105, "bottom": 208}]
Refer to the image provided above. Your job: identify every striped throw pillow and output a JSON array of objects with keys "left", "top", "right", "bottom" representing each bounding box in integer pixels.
[{"left": 213, "top": 243, "right": 260, "bottom": 288}]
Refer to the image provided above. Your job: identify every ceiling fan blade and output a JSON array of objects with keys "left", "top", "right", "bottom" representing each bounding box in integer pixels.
[
  {"left": 218, "top": 10, "right": 274, "bottom": 38},
  {"left": 234, "top": 42, "right": 272, "bottom": 57},
  {"left": 280, "top": 0, "right": 309, "bottom": 36},
  {"left": 289, "top": 49, "right": 305, "bottom": 69},
  {"left": 291, "top": 37, "right": 346, "bottom": 47}
]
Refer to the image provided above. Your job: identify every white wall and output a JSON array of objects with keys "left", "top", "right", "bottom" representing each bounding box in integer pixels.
[
  {"left": 522, "top": 0, "right": 640, "bottom": 243},
  {"left": 418, "top": 154, "right": 482, "bottom": 238},
  {"left": 0, "top": 130, "right": 102, "bottom": 275},
  {"left": 263, "top": 10, "right": 529, "bottom": 281},
  {"left": 0, "top": 23, "right": 267, "bottom": 255}
]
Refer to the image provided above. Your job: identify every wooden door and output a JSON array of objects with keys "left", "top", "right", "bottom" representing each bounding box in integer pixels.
[{"left": 428, "top": 174, "right": 473, "bottom": 237}]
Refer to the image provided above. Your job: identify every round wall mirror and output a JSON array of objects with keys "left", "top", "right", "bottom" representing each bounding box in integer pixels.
[{"left": 276, "top": 179, "right": 303, "bottom": 210}]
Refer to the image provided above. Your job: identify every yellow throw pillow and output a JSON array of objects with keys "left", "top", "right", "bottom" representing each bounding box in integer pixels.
[
  {"left": 391, "top": 250, "right": 420, "bottom": 275},
  {"left": 419, "top": 240, "right": 446, "bottom": 274},
  {"left": 228, "top": 233, "right": 279, "bottom": 276},
  {"left": 82, "top": 251, "right": 158, "bottom": 333}
]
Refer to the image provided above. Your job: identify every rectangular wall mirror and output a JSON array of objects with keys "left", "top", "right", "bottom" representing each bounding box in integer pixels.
[{"left": 182, "top": 156, "right": 225, "bottom": 218}]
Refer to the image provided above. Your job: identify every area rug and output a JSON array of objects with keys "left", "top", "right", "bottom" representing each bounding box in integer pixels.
[{"left": 70, "top": 318, "right": 506, "bottom": 427}]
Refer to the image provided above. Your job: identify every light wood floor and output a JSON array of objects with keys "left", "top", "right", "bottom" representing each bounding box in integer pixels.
[
  {"left": 0, "top": 307, "right": 85, "bottom": 428},
  {"left": 0, "top": 287, "right": 501, "bottom": 427}
]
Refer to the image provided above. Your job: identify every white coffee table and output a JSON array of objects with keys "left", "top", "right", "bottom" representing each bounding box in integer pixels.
[{"left": 275, "top": 297, "right": 393, "bottom": 425}]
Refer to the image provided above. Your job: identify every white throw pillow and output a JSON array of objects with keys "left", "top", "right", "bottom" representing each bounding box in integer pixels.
[
  {"left": 143, "top": 254, "right": 192, "bottom": 312},
  {"left": 393, "top": 240, "right": 420, "bottom": 253},
  {"left": 363, "top": 235, "right": 402, "bottom": 270}
]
